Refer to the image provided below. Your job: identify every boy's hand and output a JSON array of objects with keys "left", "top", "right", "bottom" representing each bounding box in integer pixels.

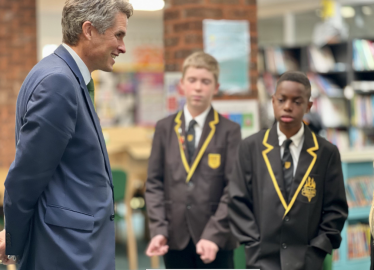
[
  {"left": 196, "top": 239, "right": 218, "bottom": 264},
  {"left": 146, "top": 235, "right": 169, "bottom": 257}
]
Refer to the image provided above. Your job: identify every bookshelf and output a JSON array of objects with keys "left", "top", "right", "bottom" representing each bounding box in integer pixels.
[
  {"left": 258, "top": 39, "right": 374, "bottom": 149},
  {"left": 332, "top": 150, "right": 374, "bottom": 270}
]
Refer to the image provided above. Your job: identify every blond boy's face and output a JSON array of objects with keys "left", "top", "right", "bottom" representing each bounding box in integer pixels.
[{"left": 180, "top": 67, "right": 219, "bottom": 113}]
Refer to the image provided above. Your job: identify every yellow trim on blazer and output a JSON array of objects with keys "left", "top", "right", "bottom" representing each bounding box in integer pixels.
[
  {"left": 174, "top": 110, "right": 219, "bottom": 183},
  {"left": 262, "top": 129, "right": 319, "bottom": 218}
]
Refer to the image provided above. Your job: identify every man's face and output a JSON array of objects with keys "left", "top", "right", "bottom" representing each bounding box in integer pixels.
[
  {"left": 89, "top": 13, "right": 127, "bottom": 72},
  {"left": 272, "top": 80, "right": 313, "bottom": 130},
  {"left": 180, "top": 67, "right": 219, "bottom": 112}
]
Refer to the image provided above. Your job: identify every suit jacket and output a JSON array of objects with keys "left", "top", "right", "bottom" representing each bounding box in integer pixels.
[
  {"left": 145, "top": 108, "right": 241, "bottom": 251},
  {"left": 4, "top": 45, "right": 115, "bottom": 270},
  {"left": 228, "top": 123, "right": 348, "bottom": 270}
]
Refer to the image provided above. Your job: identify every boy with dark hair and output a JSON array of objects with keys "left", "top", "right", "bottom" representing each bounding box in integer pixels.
[
  {"left": 145, "top": 52, "right": 241, "bottom": 269},
  {"left": 228, "top": 71, "right": 348, "bottom": 270}
]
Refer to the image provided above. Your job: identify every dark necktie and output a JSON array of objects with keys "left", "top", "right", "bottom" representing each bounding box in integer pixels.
[
  {"left": 282, "top": 139, "right": 293, "bottom": 202},
  {"left": 187, "top": 119, "right": 197, "bottom": 165},
  {"left": 87, "top": 78, "right": 95, "bottom": 110}
]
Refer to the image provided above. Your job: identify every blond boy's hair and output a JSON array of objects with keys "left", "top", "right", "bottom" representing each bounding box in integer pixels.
[{"left": 182, "top": 52, "right": 219, "bottom": 83}]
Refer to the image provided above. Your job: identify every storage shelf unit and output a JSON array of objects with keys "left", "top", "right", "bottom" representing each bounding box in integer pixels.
[{"left": 333, "top": 150, "right": 374, "bottom": 270}]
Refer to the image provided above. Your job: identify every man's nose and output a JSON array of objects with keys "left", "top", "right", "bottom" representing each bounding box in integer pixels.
[{"left": 118, "top": 41, "right": 126, "bottom": 54}]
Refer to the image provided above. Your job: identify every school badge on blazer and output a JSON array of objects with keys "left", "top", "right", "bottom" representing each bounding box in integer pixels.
[
  {"left": 208, "top": 153, "right": 221, "bottom": 169},
  {"left": 302, "top": 177, "right": 316, "bottom": 202}
]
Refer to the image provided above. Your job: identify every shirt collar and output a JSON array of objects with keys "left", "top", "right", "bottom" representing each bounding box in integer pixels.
[
  {"left": 62, "top": 43, "right": 91, "bottom": 85},
  {"left": 277, "top": 122, "right": 304, "bottom": 147},
  {"left": 184, "top": 105, "right": 211, "bottom": 129}
]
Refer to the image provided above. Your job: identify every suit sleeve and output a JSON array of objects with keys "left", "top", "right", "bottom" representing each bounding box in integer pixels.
[
  {"left": 145, "top": 121, "right": 168, "bottom": 238},
  {"left": 228, "top": 138, "right": 261, "bottom": 245},
  {"left": 4, "top": 73, "right": 77, "bottom": 255},
  {"left": 310, "top": 146, "right": 348, "bottom": 254},
  {"left": 200, "top": 124, "right": 241, "bottom": 248}
]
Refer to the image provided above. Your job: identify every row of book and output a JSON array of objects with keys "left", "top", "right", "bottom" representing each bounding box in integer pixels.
[
  {"left": 308, "top": 73, "right": 344, "bottom": 97},
  {"left": 323, "top": 129, "right": 350, "bottom": 150},
  {"left": 353, "top": 39, "right": 374, "bottom": 71},
  {"left": 349, "top": 128, "right": 374, "bottom": 149},
  {"left": 346, "top": 175, "right": 374, "bottom": 208},
  {"left": 312, "top": 96, "right": 349, "bottom": 128},
  {"left": 350, "top": 95, "right": 374, "bottom": 128},
  {"left": 347, "top": 223, "right": 371, "bottom": 259},
  {"left": 262, "top": 47, "right": 299, "bottom": 75},
  {"left": 308, "top": 46, "right": 339, "bottom": 73}
]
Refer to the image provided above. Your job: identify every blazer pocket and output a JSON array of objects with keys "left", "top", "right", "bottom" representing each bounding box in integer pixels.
[{"left": 44, "top": 205, "right": 94, "bottom": 232}]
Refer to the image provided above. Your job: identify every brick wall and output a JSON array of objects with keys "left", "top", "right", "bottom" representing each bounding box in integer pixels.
[
  {"left": 164, "top": 0, "right": 258, "bottom": 97},
  {"left": 0, "top": 0, "right": 37, "bottom": 168}
]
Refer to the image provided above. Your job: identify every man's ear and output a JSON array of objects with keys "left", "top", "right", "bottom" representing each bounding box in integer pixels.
[
  {"left": 214, "top": 83, "right": 220, "bottom": 95},
  {"left": 81, "top": 21, "right": 94, "bottom": 41}
]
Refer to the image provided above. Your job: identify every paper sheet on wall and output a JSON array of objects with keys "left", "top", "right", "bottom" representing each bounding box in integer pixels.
[
  {"left": 203, "top": 19, "right": 250, "bottom": 94},
  {"left": 211, "top": 100, "right": 259, "bottom": 138}
]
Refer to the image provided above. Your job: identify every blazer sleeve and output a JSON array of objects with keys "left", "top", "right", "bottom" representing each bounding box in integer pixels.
[
  {"left": 145, "top": 121, "right": 168, "bottom": 238},
  {"left": 228, "top": 138, "right": 261, "bottom": 245},
  {"left": 4, "top": 73, "right": 78, "bottom": 256},
  {"left": 310, "top": 146, "right": 348, "bottom": 254},
  {"left": 200, "top": 124, "right": 241, "bottom": 248}
]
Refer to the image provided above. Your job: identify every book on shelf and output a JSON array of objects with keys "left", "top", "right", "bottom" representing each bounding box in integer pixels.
[
  {"left": 307, "top": 45, "right": 337, "bottom": 73},
  {"left": 346, "top": 175, "right": 374, "bottom": 208},
  {"left": 351, "top": 95, "right": 374, "bottom": 127},
  {"left": 264, "top": 47, "right": 299, "bottom": 75},
  {"left": 347, "top": 223, "right": 371, "bottom": 259},
  {"left": 308, "top": 73, "right": 344, "bottom": 97},
  {"left": 313, "top": 96, "right": 349, "bottom": 128},
  {"left": 349, "top": 127, "right": 374, "bottom": 148},
  {"left": 323, "top": 128, "right": 350, "bottom": 150},
  {"left": 353, "top": 39, "right": 374, "bottom": 71}
]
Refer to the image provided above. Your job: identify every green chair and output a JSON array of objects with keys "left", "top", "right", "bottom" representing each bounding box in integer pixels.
[
  {"left": 234, "top": 244, "right": 246, "bottom": 269},
  {"left": 323, "top": 252, "right": 333, "bottom": 270}
]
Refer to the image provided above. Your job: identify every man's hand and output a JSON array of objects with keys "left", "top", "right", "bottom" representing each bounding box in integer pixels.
[
  {"left": 146, "top": 234, "right": 169, "bottom": 257},
  {"left": 196, "top": 239, "right": 218, "bottom": 264},
  {"left": 0, "top": 230, "right": 15, "bottom": 265}
]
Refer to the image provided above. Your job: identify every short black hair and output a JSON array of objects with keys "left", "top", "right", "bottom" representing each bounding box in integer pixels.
[{"left": 276, "top": 71, "right": 311, "bottom": 99}]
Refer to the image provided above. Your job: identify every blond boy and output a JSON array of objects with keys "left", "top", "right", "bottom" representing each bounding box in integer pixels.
[{"left": 145, "top": 52, "right": 241, "bottom": 268}]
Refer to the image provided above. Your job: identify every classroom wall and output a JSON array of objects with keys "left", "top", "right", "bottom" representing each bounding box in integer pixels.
[{"left": 0, "top": 0, "right": 37, "bottom": 168}]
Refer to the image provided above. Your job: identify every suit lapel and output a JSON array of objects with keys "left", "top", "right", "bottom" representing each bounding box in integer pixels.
[
  {"left": 285, "top": 125, "right": 319, "bottom": 217},
  {"left": 174, "top": 108, "right": 219, "bottom": 183},
  {"left": 262, "top": 124, "right": 287, "bottom": 210},
  {"left": 262, "top": 123, "right": 319, "bottom": 218},
  {"left": 54, "top": 45, "right": 113, "bottom": 184}
]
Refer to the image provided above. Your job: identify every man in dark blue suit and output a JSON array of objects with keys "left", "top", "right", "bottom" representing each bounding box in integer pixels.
[{"left": 0, "top": 0, "right": 133, "bottom": 268}]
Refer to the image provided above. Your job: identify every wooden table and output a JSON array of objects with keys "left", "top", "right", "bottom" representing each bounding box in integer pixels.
[{"left": 103, "top": 127, "right": 160, "bottom": 270}]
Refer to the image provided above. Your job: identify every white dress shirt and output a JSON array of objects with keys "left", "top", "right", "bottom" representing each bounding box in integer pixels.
[
  {"left": 184, "top": 105, "right": 211, "bottom": 148},
  {"left": 62, "top": 43, "right": 91, "bottom": 85},
  {"left": 277, "top": 122, "right": 305, "bottom": 176}
]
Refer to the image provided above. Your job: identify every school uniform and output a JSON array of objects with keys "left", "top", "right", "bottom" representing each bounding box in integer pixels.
[
  {"left": 228, "top": 122, "right": 348, "bottom": 270},
  {"left": 145, "top": 106, "right": 241, "bottom": 269}
]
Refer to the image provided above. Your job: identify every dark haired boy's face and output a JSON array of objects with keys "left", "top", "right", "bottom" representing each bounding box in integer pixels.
[{"left": 272, "top": 80, "right": 313, "bottom": 131}]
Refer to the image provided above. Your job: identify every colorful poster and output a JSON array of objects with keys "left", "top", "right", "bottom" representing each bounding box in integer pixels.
[
  {"left": 203, "top": 19, "right": 250, "bottom": 94},
  {"left": 211, "top": 100, "right": 259, "bottom": 138},
  {"left": 164, "top": 72, "right": 185, "bottom": 115}
]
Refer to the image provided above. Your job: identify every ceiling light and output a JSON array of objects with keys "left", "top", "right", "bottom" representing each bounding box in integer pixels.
[
  {"left": 341, "top": 6, "right": 355, "bottom": 18},
  {"left": 362, "top": 6, "right": 372, "bottom": 16},
  {"left": 129, "top": 0, "right": 165, "bottom": 11}
]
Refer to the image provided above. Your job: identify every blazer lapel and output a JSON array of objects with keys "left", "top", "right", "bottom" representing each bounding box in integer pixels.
[
  {"left": 286, "top": 125, "right": 319, "bottom": 217},
  {"left": 174, "top": 111, "right": 190, "bottom": 174},
  {"left": 262, "top": 124, "right": 287, "bottom": 210},
  {"left": 54, "top": 45, "right": 113, "bottom": 185}
]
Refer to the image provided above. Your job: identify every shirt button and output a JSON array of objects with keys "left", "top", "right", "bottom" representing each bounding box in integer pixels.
[
  {"left": 282, "top": 243, "right": 287, "bottom": 249},
  {"left": 285, "top": 216, "right": 290, "bottom": 222},
  {"left": 110, "top": 214, "right": 115, "bottom": 221}
]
